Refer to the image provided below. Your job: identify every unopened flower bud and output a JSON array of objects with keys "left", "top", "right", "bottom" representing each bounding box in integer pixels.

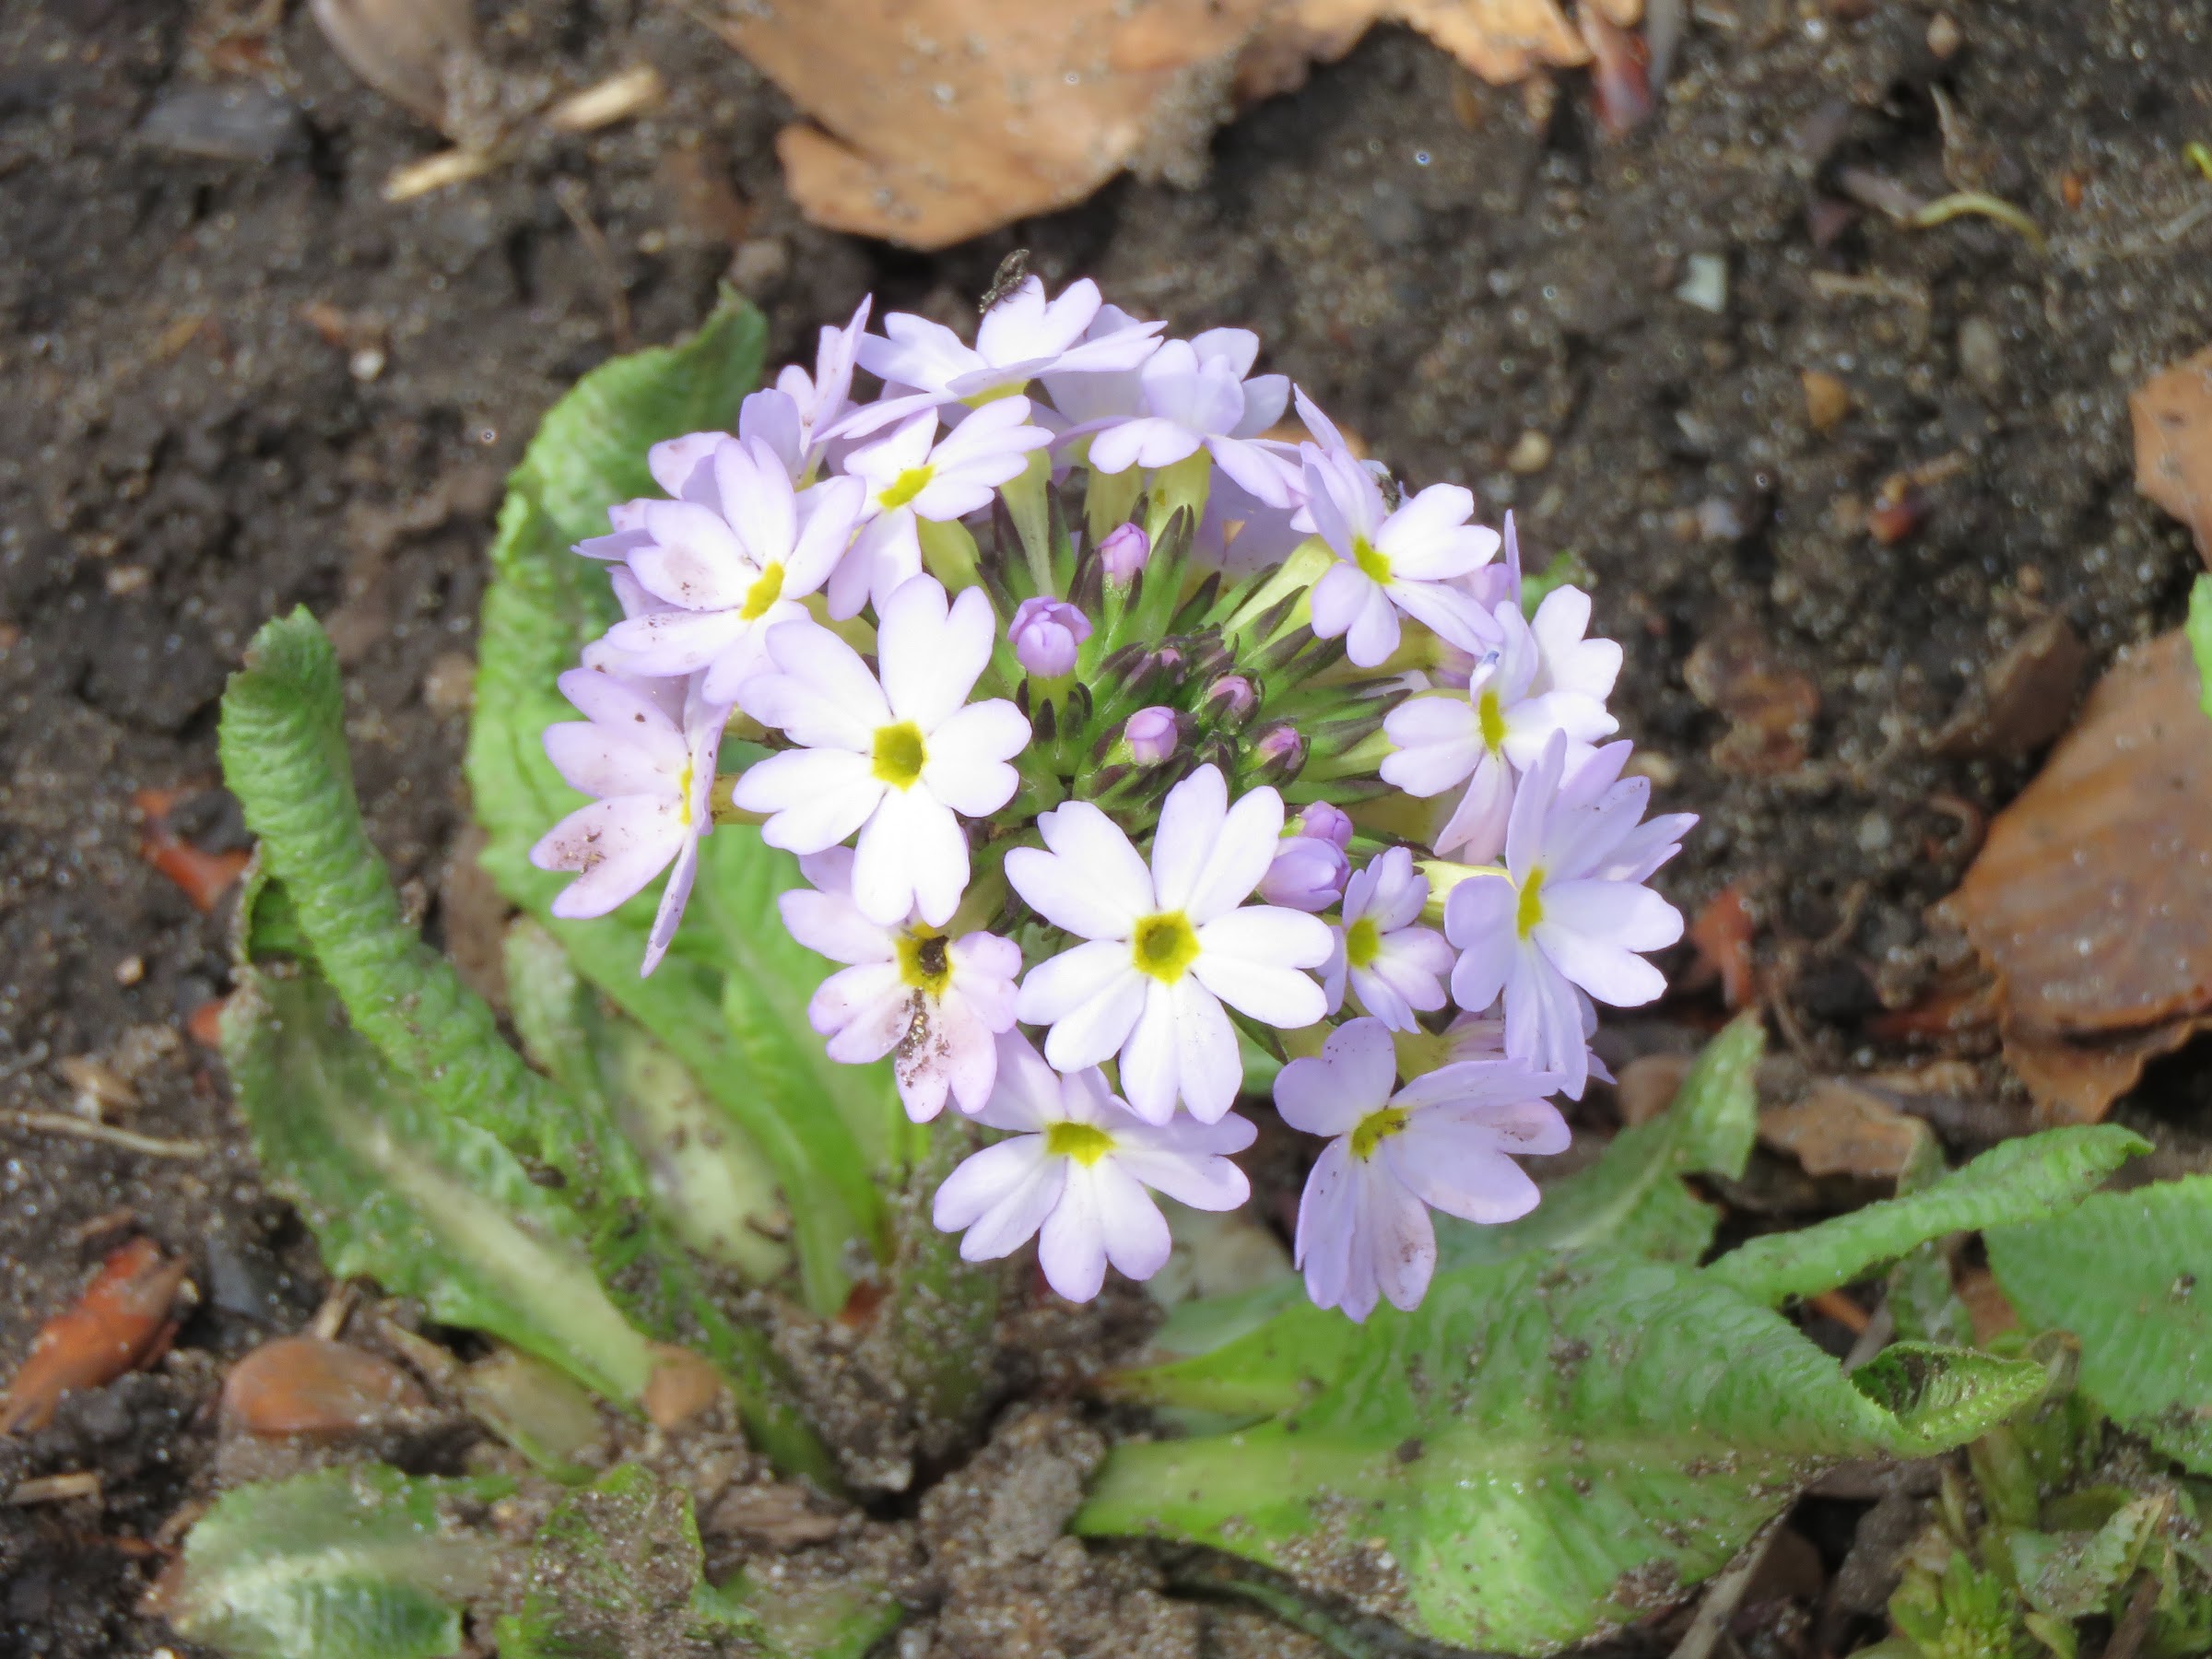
[
  {"left": 1124, "top": 705, "right": 1180, "bottom": 765},
  {"left": 1249, "top": 721, "right": 1305, "bottom": 784},
  {"left": 1008, "top": 596, "right": 1092, "bottom": 679},
  {"left": 1201, "top": 674, "right": 1258, "bottom": 729},
  {"left": 1294, "top": 801, "right": 1354, "bottom": 851},
  {"left": 1098, "top": 522, "right": 1149, "bottom": 582},
  {"left": 1258, "top": 834, "right": 1347, "bottom": 912}
]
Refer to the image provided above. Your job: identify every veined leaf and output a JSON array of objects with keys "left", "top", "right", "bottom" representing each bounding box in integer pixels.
[
  {"left": 164, "top": 1465, "right": 511, "bottom": 1659},
  {"left": 1988, "top": 1175, "right": 2212, "bottom": 1474},
  {"left": 463, "top": 292, "right": 897, "bottom": 1314},
  {"left": 1077, "top": 1253, "right": 2046, "bottom": 1657},
  {"left": 222, "top": 969, "right": 661, "bottom": 1405},
  {"left": 1708, "top": 1125, "right": 2149, "bottom": 1307},
  {"left": 1123, "top": 1015, "right": 1763, "bottom": 1404}
]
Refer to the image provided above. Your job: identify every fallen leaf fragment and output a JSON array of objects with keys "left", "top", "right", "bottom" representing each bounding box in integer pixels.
[
  {"left": 2, "top": 1240, "right": 192, "bottom": 1434},
  {"left": 220, "top": 1336, "right": 426, "bottom": 1439},
  {"left": 1687, "top": 881, "right": 1758, "bottom": 1008},
  {"left": 2130, "top": 344, "right": 2212, "bottom": 564},
  {"left": 641, "top": 1343, "right": 724, "bottom": 1430},
  {"left": 135, "top": 788, "right": 250, "bottom": 913},
  {"left": 1759, "top": 1080, "right": 1931, "bottom": 1180},
  {"left": 1931, "top": 614, "right": 2086, "bottom": 759},
  {"left": 709, "top": 0, "right": 1641, "bottom": 250},
  {"left": 1942, "top": 630, "right": 2212, "bottom": 1121},
  {"left": 1684, "top": 621, "right": 1820, "bottom": 775}
]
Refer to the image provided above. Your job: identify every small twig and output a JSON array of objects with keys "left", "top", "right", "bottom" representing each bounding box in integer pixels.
[
  {"left": 9, "top": 1472, "right": 102, "bottom": 1505},
  {"left": 1908, "top": 192, "right": 2046, "bottom": 253},
  {"left": 543, "top": 65, "right": 664, "bottom": 134},
  {"left": 2103, "top": 1571, "right": 2161, "bottom": 1659},
  {"left": 1807, "top": 1288, "right": 1871, "bottom": 1335},
  {"left": 308, "top": 1282, "right": 358, "bottom": 1344},
  {"left": 2, "top": 1111, "right": 206, "bottom": 1159},
  {"left": 552, "top": 177, "right": 634, "bottom": 350},
  {"left": 382, "top": 147, "right": 500, "bottom": 203},
  {"left": 1671, "top": 1520, "right": 1781, "bottom": 1659}
]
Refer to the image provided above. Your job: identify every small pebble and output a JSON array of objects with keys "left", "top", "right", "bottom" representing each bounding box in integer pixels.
[
  {"left": 1506, "top": 429, "right": 1553, "bottom": 474},
  {"left": 728, "top": 237, "right": 791, "bottom": 297},
  {"left": 138, "top": 85, "right": 302, "bottom": 165},
  {"left": 1925, "top": 12, "right": 1962, "bottom": 57},
  {"left": 1801, "top": 370, "right": 1851, "bottom": 432},
  {"left": 1676, "top": 253, "right": 1728, "bottom": 314},
  {"left": 114, "top": 956, "right": 146, "bottom": 987},
  {"left": 347, "top": 347, "right": 386, "bottom": 382},
  {"left": 1958, "top": 317, "right": 2005, "bottom": 399},
  {"left": 422, "top": 652, "right": 476, "bottom": 716}
]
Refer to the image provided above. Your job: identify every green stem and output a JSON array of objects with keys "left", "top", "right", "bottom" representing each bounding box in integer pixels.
[{"left": 1002, "top": 450, "right": 1054, "bottom": 595}]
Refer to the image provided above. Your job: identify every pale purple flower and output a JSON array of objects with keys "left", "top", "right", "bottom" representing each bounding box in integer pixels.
[
  {"left": 1124, "top": 706, "right": 1180, "bottom": 765},
  {"left": 1086, "top": 331, "right": 1297, "bottom": 508},
  {"left": 931, "top": 1031, "right": 1254, "bottom": 1301},
  {"left": 1249, "top": 723, "right": 1306, "bottom": 783},
  {"left": 1382, "top": 592, "right": 1619, "bottom": 862},
  {"left": 1300, "top": 446, "right": 1500, "bottom": 666},
  {"left": 1444, "top": 732, "right": 1688, "bottom": 1096},
  {"left": 1323, "top": 847, "right": 1454, "bottom": 1030},
  {"left": 1006, "top": 765, "right": 1333, "bottom": 1124},
  {"left": 735, "top": 578, "right": 1030, "bottom": 927},
  {"left": 530, "top": 669, "right": 725, "bottom": 976},
  {"left": 595, "top": 437, "right": 865, "bottom": 703},
  {"left": 830, "top": 400, "right": 1053, "bottom": 618},
  {"left": 1277, "top": 1018, "right": 1568, "bottom": 1322},
  {"left": 1258, "top": 834, "right": 1347, "bottom": 913},
  {"left": 779, "top": 848, "right": 1019, "bottom": 1122},
  {"left": 1038, "top": 303, "right": 1159, "bottom": 428},
  {"left": 842, "top": 278, "right": 1164, "bottom": 439},
  {"left": 1096, "top": 521, "right": 1149, "bottom": 582},
  {"left": 1008, "top": 596, "right": 1092, "bottom": 678},
  {"left": 1296, "top": 802, "right": 1354, "bottom": 850},
  {"left": 769, "top": 293, "right": 871, "bottom": 471}
]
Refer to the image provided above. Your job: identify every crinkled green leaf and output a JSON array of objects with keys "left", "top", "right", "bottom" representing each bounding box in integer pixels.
[
  {"left": 1077, "top": 1253, "right": 2046, "bottom": 1657},
  {"left": 495, "top": 1465, "right": 759, "bottom": 1659},
  {"left": 222, "top": 968, "right": 660, "bottom": 1404},
  {"left": 2188, "top": 574, "right": 2212, "bottom": 721},
  {"left": 462, "top": 292, "right": 898, "bottom": 1314},
  {"left": 712, "top": 1573, "right": 906, "bottom": 1659},
  {"left": 165, "top": 1465, "right": 510, "bottom": 1659},
  {"left": 1989, "top": 1176, "right": 2212, "bottom": 1474},
  {"left": 1709, "top": 1125, "right": 2150, "bottom": 1307},
  {"left": 2010, "top": 1496, "right": 2167, "bottom": 1622}
]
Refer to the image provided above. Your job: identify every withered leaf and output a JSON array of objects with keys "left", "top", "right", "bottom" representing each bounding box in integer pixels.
[{"left": 2131, "top": 345, "right": 2212, "bottom": 566}]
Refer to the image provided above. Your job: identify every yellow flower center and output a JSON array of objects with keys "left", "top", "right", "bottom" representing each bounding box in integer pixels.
[
  {"left": 1130, "top": 911, "right": 1201, "bottom": 983},
  {"left": 1515, "top": 866, "right": 1547, "bottom": 939},
  {"left": 1349, "top": 1106, "right": 1409, "bottom": 1161},
  {"left": 1477, "top": 687, "right": 1508, "bottom": 754},
  {"left": 739, "top": 561, "right": 785, "bottom": 621},
  {"left": 871, "top": 721, "right": 928, "bottom": 790},
  {"left": 964, "top": 381, "right": 1030, "bottom": 407},
  {"left": 1344, "top": 915, "right": 1382, "bottom": 970},
  {"left": 1352, "top": 534, "right": 1392, "bottom": 585},
  {"left": 1044, "top": 1120, "right": 1116, "bottom": 1165},
  {"left": 676, "top": 757, "right": 696, "bottom": 828},
  {"left": 877, "top": 465, "right": 935, "bottom": 512},
  {"left": 895, "top": 927, "right": 952, "bottom": 996}
]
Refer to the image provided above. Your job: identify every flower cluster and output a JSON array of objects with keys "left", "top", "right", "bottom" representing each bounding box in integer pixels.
[{"left": 534, "top": 276, "right": 1693, "bottom": 1321}]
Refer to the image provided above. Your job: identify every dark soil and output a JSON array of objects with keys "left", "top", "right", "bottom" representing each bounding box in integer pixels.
[{"left": 3, "top": 0, "right": 2208, "bottom": 1653}]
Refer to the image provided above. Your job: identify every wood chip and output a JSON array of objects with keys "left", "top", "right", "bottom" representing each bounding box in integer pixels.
[
  {"left": 2131, "top": 345, "right": 2212, "bottom": 565},
  {"left": 8, "top": 1472, "right": 102, "bottom": 1505}
]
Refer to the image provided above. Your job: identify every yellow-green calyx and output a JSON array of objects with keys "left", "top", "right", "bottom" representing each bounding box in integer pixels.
[
  {"left": 1349, "top": 1105, "right": 1409, "bottom": 1160},
  {"left": 896, "top": 928, "right": 952, "bottom": 996},
  {"left": 1344, "top": 914, "right": 1382, "bottom": 970},
  {"left": 1131, "top": 911, "right": 1202, "bottom": 983},
  {"left": 1477, "top": 687, "right": 1508, "bottom": 754},
  {"left": 1515, "top": 866, "right": 1547, "bottom": 939},
  {"left": 1045, "top": 1120, "right": 1115, "bottom": 1165},
  {"left": 1352, "top": 534, "right": 1393, "bottom": 585},
  {"left": 872, "top": 721, "right": 928, "bottom": 789},
  {"left": 878, "top": 465, "right": 935, "bottom": 511},
  {"left": 740, "top": 561, "right": 785, "bottom": 620}
]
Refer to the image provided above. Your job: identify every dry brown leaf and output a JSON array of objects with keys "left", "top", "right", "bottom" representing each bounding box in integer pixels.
[
  {"left": 1942, "top": 629, "right": 2212, "bottom": 1121},
  {"left": 2131, "top": 345, "right": 2212, "bottom": 565},
  {"left": 1684, "top": 621, "right": 1820, "bottom": 775},
  {"left": 311, "top": 0, "right": 476, "bottom": 130},
  {"left": 1759, "top": 1080, "right": 1930, "bottom": 1180},
  {"left": 711, "top": 0, "right": 1640, "bottom": 250}
]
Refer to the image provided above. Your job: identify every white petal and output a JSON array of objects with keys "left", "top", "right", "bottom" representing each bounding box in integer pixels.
[
  {"left": 1115, "top": 979, "right": 1185, "bottom": 1125},
  {"left": 1169, "top": 976, "right": 1243, "bottom": 1124},
  {"left": 1112, "top": 1128, "right": 1253, "bottom": 1213},
  {"left": 853, "top": 787, "right": 968, "bottom": 927},
  {"left": 875, "top": 577, "right": 979, "bottom": 729},
  {"left": 1017, "top": 938, "right": 1135, "bottom": 1024},
  {"left": 1534, "top": 920, "right": 1669, "bottom": 1008},
  {"left": 1033, "top": 802, "right": 1155, "bottom": 928},
  {"left": 1182, "top": 783, "right": 1287, "bottom": 923},
  {"left": 1190, "top": 910, "right": 1331, "bottom": 1027},
  {"left": 542, "top": 721, "right": 684, "bottom": 801},
  {"left": 808, "top": 960, "right": 906, "bottom": 1048},
  {"left": 939, "top": 1141, "right": 1064, "bottom": 1259},
  {"left": 735, "top": 749, "right": 883, "bottom": 853},
  {"left": 923, "top": 700, "right": 1030, "bottom": 814},
  {"left": 1036, "top": 967, "right": 1148, "bottom": 1076},
  {"left": 1540, "top": 878, "right": 1684, "bottom": 953},
  {"left": 1386, "top": 577, "right": 1495, "bottom": 656},
  {"left": 1376, "top": 485, "right": 1497, "bottom": 578},
  {"left": 1274, "top": 1018, "right": 1396, "bottom": 1135},
  {"left": 1088, "top": 1161, "right": 1174, "bottom": 1284},
  {"left": 1036, "top": 1166, "right": 1111, "bottom": 1300},
  {"left": 1433, "top": 754, "right": 1515, "bottom": 864},
  {"left": 604, "top": 606, "right": 751, "bottom": 677},
  {"left": 1363, "top": 1168, "right": 1440, "bottom": 1313},
  {"left": 1147, "top": 764, "right": 1229, "bottom": 914},
  {"left": 1294, "top": 1139, "right": 1358, "bottom": 1309},
  {"left": 1444, "top": 877, "right": 1519, "bottom": 1014},
  {"left": 533, "top": 798, "right": 683, "bottom": 918},
  {"left": 777, "top": 880, "right": 892, "bottom": 966},
  {"left": 641, "top": 835, "right": 701, "bottom": 975},
  {"left": 1344, "top": 581, "right": 1404, "bottom": 667},
  {"left": 1382, "top": 1121, "right": 1543, "bottom": 1225},
  {"left": 1381, "top": 695, "right": 1483, "bottom": 797},
  {"left": 974, "top": 1030, "right": 1067, "bottom": 1132},
  {"left": 740, "top": 625, "right": 887, "bottom": 748}
]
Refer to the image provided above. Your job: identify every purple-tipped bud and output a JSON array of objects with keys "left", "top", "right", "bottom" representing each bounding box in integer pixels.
[
  {"left": 1124, "top": 705, "right": 1181, "bottom": 765},
  {"left": 1258, "top": 834, "right": 1347, "bottom": 912},
  {"left": 1201, "top": 674, "right": 1258, "bottom": 728},
  {"left": 1249, "top": 720, "right": 1305, "bottom": 784},
  {"left": 1098, "top": 522, "right": 1150, "bottom": 582},
  {"left": 1008, "top": 596, "right": 1093, "bottom": 679},
  {"left": 1294, "top": 801, "right": 1355, "bottom": 851}
]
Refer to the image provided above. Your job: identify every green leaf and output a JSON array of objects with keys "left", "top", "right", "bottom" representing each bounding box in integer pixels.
[
  {"left": 494, "top": 1465, "right": 755, "bottom": 1659},
  {"left": 1117, "top": 1016, "right": 1765, "bottom": 1416},
  {"left": 1989, "top": 1176, "right": 2212, "bottom": 1473},
  {"left": 1708, "top": 1125, "right": 2150, "bottom": 1307},
  {"left": 2188, "top": 574, "right": 2212, "bottom": 721},
  {"left": 714, "top": 1573, "right": 906, "bottom": 1659},
  {"left": 1077, "top": 1253, "right": 2047, "bottom": 1656},
  {"left": 2010, "top": 1495, "right": 2168, "bottom": 1621},
  {"left": 164, "top": 1466, "right": 510, "bottom": 1659},
  {"left": 221, "top": 968, "right": 661, "bottom": 1404},
  {"left": 462, "top": 293, "right": 897, "bottom": 1314}
]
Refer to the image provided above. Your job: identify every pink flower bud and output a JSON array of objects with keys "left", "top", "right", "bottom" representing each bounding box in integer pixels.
[
  {"left": 1097, "top": 522, "right": 1150, "bottom": 582},
  {"left": 1259, "top": 835, "right": 1347, "bottom": 912},
  {"left": 1295, "top": 802, "right": 1354, "bottom": 850},
  {"left": 1008, "top": 596, "right": 1093, "bottom": 678},
  {"left": 1124, "top": 706, "right": 1180, "bottom": 765},
  {"left": 1201, "top": 675, "right": 1258, "bottom": 728}
]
